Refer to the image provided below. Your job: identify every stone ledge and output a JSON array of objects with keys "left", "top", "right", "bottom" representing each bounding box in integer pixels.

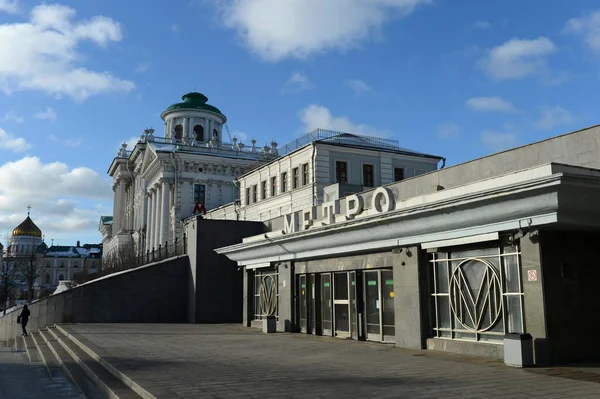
[{"left": 426, "top": 337, "right": 504, "bottom": 360}]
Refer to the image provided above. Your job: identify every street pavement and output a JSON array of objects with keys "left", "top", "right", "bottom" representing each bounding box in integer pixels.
[
  {"left": 63, "top": 323, "right": 600, "bottom": 399},
  {"left": 0, "top": 346, "right": 81, "bottom": 399}
]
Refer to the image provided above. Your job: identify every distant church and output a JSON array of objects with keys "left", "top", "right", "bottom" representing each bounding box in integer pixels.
[{"left": 99, "top": 92, "right": 279, "bottom": 259}]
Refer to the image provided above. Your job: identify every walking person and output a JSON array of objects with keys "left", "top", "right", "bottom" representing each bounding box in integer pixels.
[{"left": 17, "top": 304, "right": 30, "bottom": 337}]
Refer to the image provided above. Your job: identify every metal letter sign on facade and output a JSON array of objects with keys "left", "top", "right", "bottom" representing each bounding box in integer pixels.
[
  {"left": 259, "top": 275, "right": 277, "bottom": 316},
  {"left": 449, "top": 258, "right": 502, "bottom": 333}
]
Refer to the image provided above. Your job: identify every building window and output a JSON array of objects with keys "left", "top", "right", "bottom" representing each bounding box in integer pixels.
[
  {"left": 302, "top": 163, "right": 309, "bottom": 186},
  {"left": 45, "top": 274, "right": 50, "bottom": 284},
  {"left": 292, "top": 167, "right": 299, "bottom": 189},
  {"left": 336, "top": 161, "right": 347, "bottom": 184},
  {"left": 430, "top": 246, "right": 524, "bottom": 343},
  {"left": 58, "top": 274, "right": 64, "bottom": 281},
  {"left": 281, "top": 172, "right": 288, "bottom": 193},
  {"left": 252, "top": 184, "right": 258, "bottom": 203},
  {"left": 254, "top": 270, "right": 278, "bottom": 321},
  {"left": 174, "top": 124, "right": 183, "bottom": 140},
  {"left": 59, "top": 262, "right": 64, "bottom": 268},
  {"left": 261, "top": 181, "right": 267, "bottom": 200},
  {"left": 271, "top": 176, "right": 277, "bottom": 196},
  {"left": 245, "top": 187, "right": 251, "bottom": 205},
  {"left": 194, "top": 184, "right": 206, "bottom": 205},
  {"left": 363, "top": 164, "right": 374, "bottom": 187},
  {"left": 46, "top": 262, "right": 50, "bottom": 268},
  {"left": 194, "top": 125, "right": 204, "bottom": 141},
  {"left": 212, "top": 128, "right": 218, "bottom": 139},
  {"left": 394, "top": 167, "right": 404, "bottom": 182}
]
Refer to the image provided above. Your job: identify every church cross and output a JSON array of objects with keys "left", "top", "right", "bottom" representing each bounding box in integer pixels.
[{"left": 27, "top": 205, "right": 31, "bottom": 215}]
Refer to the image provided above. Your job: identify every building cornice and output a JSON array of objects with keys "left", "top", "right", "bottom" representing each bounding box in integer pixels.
[{"left": 216, "top": 169, "right": 600, "bottom": 265}]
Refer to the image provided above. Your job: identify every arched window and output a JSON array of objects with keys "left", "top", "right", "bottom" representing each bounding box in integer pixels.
[
  {"left": 174, "top": 124, "right": 183, "bottom": 141},
  {"left": 194, "top": 125, "right": 204, "bottom": 141},
  {"left": 212, "top": 128, "right": 218, "bottom": 139},
  {"left": 58, "top": 274, "right": 64, "bottom": 281},
  {"left": 45, "top": 274, "right": 50, "bottom": 284}
]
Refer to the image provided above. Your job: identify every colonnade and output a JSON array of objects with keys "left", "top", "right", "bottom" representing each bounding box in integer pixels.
[
  {"left": 145, "top": 179, "right": 171, "bottom": 251},
  {"left": 165, "top": 117, "right": 219, "bottom": 143}
]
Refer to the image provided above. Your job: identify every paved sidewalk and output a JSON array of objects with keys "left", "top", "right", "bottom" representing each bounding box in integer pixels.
[
  {"left": 65, "top": 324, "right": 600, "bottom": 399},
  {"left": 0, "top": 346, "right": 81, "bottom": 399}
]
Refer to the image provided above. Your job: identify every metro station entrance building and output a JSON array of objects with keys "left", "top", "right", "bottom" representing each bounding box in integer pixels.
[{"left": 216, "top": 125, "right": 600, "bottom": 365}]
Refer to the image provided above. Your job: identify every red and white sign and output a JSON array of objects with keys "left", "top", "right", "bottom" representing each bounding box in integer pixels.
[
  {"left": 193, "top": 202, "right": 206, "bottom": 215},
  {"left": 527, "top": 269, "right": 538, "bottom": 282}
]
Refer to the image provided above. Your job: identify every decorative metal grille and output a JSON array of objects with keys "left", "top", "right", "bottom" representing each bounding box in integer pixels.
[
  {"left": 449, "top": 258, "right": 502, "bottom": 333},
  {"left": 430, "top": 246, "right": 524, "bottom": 343},
  {"left": 254, "top": 270, "right": 278, "bottom": 320}
]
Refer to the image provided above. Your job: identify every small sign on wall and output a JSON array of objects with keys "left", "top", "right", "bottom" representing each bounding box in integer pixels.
[{"left": 527, "top": 269, "right": 538, "bottom": 282}]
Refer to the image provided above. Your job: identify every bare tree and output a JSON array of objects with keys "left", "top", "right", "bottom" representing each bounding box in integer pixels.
[
  {"left": 18, "top": 252, "right": 41, "bottom": 302},
  {"left": 1, "top": 257, "right": 21, "bottom": 315}
]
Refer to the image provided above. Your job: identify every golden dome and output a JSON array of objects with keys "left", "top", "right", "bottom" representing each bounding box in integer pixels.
[{"left": 12, "top": 215, "right": 42, "bottom": 238}]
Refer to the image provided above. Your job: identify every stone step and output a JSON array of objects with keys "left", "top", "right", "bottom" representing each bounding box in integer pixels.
[
  {"left": 23, "top": 333, "right": 41, "bottom": 362},
  {"left": 51, "top": 326, "right": 143, "bottom": 399},
  {"left": 40, "top": 328, "right": 104, "bottom": 399},
  {"left": 57, "top": 325, "right": 159, "bottom": 399},
  {"left": 31, "top": 331, "right": 65, "bottom": 378}
]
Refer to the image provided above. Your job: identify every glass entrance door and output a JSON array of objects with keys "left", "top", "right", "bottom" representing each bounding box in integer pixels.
[
  {"left": 298, "top": 274, "right": 308, "bottom": 333},
  {"left": 334, "top": 272, "right": 350, "bottom": 338},
  {"left": 363, "top": 269, "right": 395, "bottom": 343},
  {"left": 321, "top": 273, "right": 333, "bottom": 336},
  {"left": 308, "top": 274, "right": 317, "bottom": 335}
]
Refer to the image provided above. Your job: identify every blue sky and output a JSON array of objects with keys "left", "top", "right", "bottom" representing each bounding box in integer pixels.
[{"left": 1, "top": 0, "right": 600, "bottom": 245}]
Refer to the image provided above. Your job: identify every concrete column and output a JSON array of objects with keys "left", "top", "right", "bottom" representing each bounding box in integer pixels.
[
  {"left": 520, "top": 231, "right": 549, "bottom": 365},
  {"left": 159, "top": 180, "right": 170, "bottom": 246},
  {"left": 203, "top": 119, "right": 209, "bottom": 141},
  {"left": 167, "top": 119, "right": 173, "bottom": 139},
  {"left": 242, "top": 268, "right": 253, "bottom": 327},
  {"left": 208, "top": 120, "right": 213, "bottom": 139},
  {"left": 393, "top": 246, "right": 425, "bottom": 350},
  {"left": 112, "top": 184, "right": 119, "bottom": 234},
  {"left": 277, "top": 262, "right": 293, "bottom": 332}
]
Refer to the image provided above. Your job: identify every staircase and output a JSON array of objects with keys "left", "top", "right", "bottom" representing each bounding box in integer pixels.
[{"left": 14, "top": 324, "right": 154, "bottom": 399}]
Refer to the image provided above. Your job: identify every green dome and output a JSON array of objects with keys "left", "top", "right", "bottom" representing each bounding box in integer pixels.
[{"left": 163, "top": 92, "right": 225, "bottom": 116}]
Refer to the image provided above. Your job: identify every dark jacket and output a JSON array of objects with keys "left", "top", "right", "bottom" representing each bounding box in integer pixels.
[{"left": 18, "top": 307, "right": 30, "bottom": 323}]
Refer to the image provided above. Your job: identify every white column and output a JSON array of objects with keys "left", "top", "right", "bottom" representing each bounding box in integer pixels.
[
  {"left": 112, "top": 184, "right": 119, "bottom": 234},
  {"left": 189, "top": 117, "right": 195, "bottom": 139},
  {"left": 204, "top": 119, "right": 209, "bottom": 141},
  {"left": 159, "top": 180, "right": 170, "bottom": 245},
  {"left": 183, "top": 118, "right": 189, "bottom": 142},
  {"left": 208, "top": 120, "right": 213, "bottom": 138},
  {"left": 147, "top": 191, "right": 155, "bottom": 250},
  {"left": 153, "top": 184, "right": 162, "bottom": 249}
]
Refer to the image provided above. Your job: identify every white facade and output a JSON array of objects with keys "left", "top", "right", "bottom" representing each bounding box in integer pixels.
[
  {"left": 206, "top": 129, "right": 443, "bottom": 222},
  {"left": 100, "top": 92, "right": 278, "bottom": 259}
]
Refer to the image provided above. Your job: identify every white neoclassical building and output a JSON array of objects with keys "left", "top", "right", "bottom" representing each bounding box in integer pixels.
[{"left": 100, "top": 92, "right": 279, "bottom": 259}]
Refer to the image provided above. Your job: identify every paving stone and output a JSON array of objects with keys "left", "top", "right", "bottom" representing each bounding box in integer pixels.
[
  {"left": 0, "top": 347, "right": 81, "bottom": 399},
  {"left": 60, "top": 323, "right": 600, "bottom": 399}
]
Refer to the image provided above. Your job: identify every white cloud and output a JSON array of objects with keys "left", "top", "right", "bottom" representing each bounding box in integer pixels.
[
  {"left": 0, "top": 127, "right": 31, "bottom": 151},
  {"left": 0, "top": 157, "right": 113, "bottom": 243},
  {"left": 0, "top": 0, "right": 19, "bottom": 14},
  {"left": 481, "top": 130, "right": 517, "bottom": 152},
  {"left": 437, "top": 122, "right": 460, "bottom": 139},
  {"left": 215, "top": 0, "right": 430, "bottom": 61},
  {"left": 171, "top": 24, "right": 179, "bottom": 34},
  {"left": 473, "top": 21, "right": 491, "bottom": 29},
  {"left": 536, "top": 106, "right": 573, "bottom": 130},
  {"left": 2, "top": 110, "right": 24, "bottom": 123},
  {"left": 478, "top": 37, "right": 556, "bottom": 80},
  {"left": 344, "top": 79, "right": 372, "bottom": 94},
  {"left": 232, "top": 131, "right": 249, "bottom": 143},
  {"left": 283, "top": 72, "right": 313, "bottom": 92},
  {"left": 34, "top": 106, "right": 57, "bottom": 122},
  {"left": 0, "top": 4, "right": 134, "bottom": 101},
  {"left": 49, "top": 133, "right": 82, "bottom": 148},
  {"left": 134, "top": 63, "right": 150, "bottom": 73},
  {"left": 466, "top": 97, "right": 516, "bottom": 112},
  {"left": 299, "top": 104, "right": 389, "bottom": 137},
  {"left": 564, "top": 10, "right": 600, "bottom": 54}
]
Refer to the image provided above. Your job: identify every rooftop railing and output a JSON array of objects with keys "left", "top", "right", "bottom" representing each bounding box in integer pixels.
[{"left": 278, "top": 129, "right": 401, "bottom": 156}]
